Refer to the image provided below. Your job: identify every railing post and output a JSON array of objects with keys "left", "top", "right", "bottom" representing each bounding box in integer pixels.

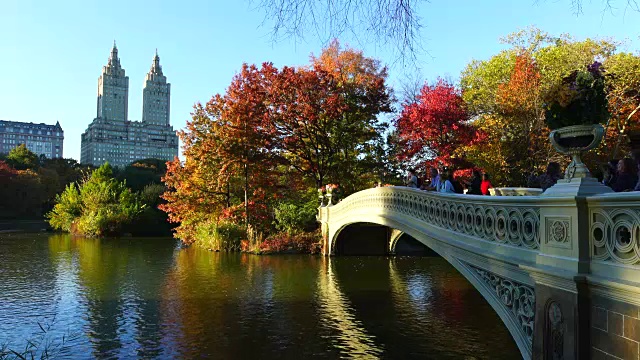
[
  {"left": 527, "top": 178, "right": 612, "bottom": 359},
  {"left": 318, "top": 205, "right": 330, "bottom": 256}
]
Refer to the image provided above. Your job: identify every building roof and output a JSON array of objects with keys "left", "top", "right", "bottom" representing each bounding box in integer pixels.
[{"left": 0, "top": 119, "right": 64, "bottom": 130}]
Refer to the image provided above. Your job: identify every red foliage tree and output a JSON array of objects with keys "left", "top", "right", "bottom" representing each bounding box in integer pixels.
[
  {"left": 161, "top": 64, "right": 283, "bottom": 243},
  {"left": 266, "top": 66, "right": 348, "bottom": 188},
  {"left": 394, "top": 78, "right": 477, "bottom": 170}
]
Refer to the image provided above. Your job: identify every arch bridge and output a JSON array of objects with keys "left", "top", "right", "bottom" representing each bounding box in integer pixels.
[{"left": 318, "top": 181, "right": 640, "bottom": 360}]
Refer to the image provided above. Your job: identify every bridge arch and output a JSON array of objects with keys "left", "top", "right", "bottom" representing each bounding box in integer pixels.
[
  {"left": 333, "top": 222, "right": 390, "bottom": 255},
  {"left": 331, "top": 217, "right": 534, "bottom": 358}
]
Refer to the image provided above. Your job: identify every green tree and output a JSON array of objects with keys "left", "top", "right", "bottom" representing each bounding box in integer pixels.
[
  {"left": 41, "top": 158, "right": 85, "bottom": 189},
  {"left": 116, "top": 158, "right": 168, "bottom": 192},
  {"left": 47, "top": 162, "right": 145, "bottom": 237},
  {"left": 6, "top": 144, "right": 39, "bottom": 170},
  {"left": 128, "top": 183, "right": 174, "bottom": 236}
]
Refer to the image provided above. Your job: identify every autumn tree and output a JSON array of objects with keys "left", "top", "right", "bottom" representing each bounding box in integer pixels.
[
  {"left": 162, "top": 44, "right": 393, "bottom": 246},
  {"left": 460, "top": 27, "right": 617, "bottom": 185},
  {"left": 162, "top": 63, "right": 289, "bottom": 244},
  {"left": 211, "top": 62, "right": 282, "bottom": 227},
  {"left": 266, "top": 66, "right": 347, "bottom": 189},
  {"left": 0, "top": 148, "right": 48, "bottom": 218},
  {"left": 604, "top": 52, "right": 640, "bottom": 157},
  {"left": 0, "top": 161, "right": 18, "bottom": 218},
  {"left": 466, "top": 53, "right": 557, "bottom": 186},
  {"left": 394, "top": 78, "right": 476, "bottom": 170}
]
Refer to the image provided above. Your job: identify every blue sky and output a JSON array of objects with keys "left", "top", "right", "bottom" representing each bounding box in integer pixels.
[{"left": 1, "top": 0, "right": 639, "bottom": 161}]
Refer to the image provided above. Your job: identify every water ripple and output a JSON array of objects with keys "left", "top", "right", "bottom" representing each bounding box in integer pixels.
[{"left": 0, "top": 234, "right": 521, "bottom": 359}]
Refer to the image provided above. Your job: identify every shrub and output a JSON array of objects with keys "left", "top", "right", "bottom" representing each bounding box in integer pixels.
[
  {"left": 47, "top": 184, "right": 81, "bottom": 232},
  {"left": 195, "top": 220, "right": 247, "bottom": 251},
  {"left": 259, "top": 230, "right": 322, "bottom": 254},
  {"left": 47, "top": 163, "right": 144, "bottom": 237},
  {"left": 273, "top": 200, "right": 318, "bottom": 235}
]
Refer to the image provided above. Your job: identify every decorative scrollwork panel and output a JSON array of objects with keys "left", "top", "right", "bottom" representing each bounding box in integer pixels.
[
  {"left": 591, "top": 208, "right": 640, "bottom": 266},
  {"left": 464, "top": 262, "right": 535, "bottom": 349}
]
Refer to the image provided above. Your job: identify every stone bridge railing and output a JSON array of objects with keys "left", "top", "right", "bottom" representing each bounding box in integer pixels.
[
  {"left": 318, "top": 184, "right": 640, "bottom": 360},
  {"left": 588, "top": 192, "right": 640, "bottom": 283},
  {"left": 324, "top": 186, "right": 543, "bottom": 251}
]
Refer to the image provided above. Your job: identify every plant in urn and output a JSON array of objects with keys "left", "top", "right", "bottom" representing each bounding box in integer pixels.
[{"left": 545, "top": 61, "right": 609, "bottom": 180}]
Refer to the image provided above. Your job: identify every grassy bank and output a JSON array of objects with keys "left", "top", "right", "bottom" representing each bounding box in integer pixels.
[{"left": 191, "top": 220, "right": 321, "bottom": 255}]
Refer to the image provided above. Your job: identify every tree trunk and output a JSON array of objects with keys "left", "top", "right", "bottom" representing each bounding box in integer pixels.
[{"left": 244, "top": 162, "right": 249, "bottom": 226}]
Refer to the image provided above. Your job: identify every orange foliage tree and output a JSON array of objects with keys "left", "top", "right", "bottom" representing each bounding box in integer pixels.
[
  {"left": 162, "top": 43, "right": 393, "bottom": 245},
  {"left": 491, "top": 53, "right": 557, "bottom": 185},
  {"left": 308, "top": 40, "right": 394, "bottom": 192}
]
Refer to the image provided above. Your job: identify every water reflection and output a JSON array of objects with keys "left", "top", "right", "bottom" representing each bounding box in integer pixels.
[
  {"left": 0, "top": 234, "right": 521, "bottom": 359},
  {"left": 316, "top": 257, "right": 383, "bottom": 358},
  {"left": 47, "top": 235, "right": 176, "bottom": 359}
]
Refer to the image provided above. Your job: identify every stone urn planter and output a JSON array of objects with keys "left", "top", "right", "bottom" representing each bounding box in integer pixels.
[
  {"left": 549, "top": 124, "right": 605, "bottom": 180},
  {"left": 325, "top": 193, "right": 333, "bottom": 206}
]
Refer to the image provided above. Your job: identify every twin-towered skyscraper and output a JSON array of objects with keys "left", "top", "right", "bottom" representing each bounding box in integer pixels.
[{"left": 81, "top": 42, "right": 178, "bottom": 167}]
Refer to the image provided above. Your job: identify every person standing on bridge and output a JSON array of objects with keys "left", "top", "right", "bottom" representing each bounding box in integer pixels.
[
  {"left": 465, "top": 170, "right": 483, "bottom": 195},
  {"left": 529, "top": 162, "right": 562, "bottom": 192},
  {"left": 481, "top": 173, "right": 493, "bottom": 195},
  {"left": 439, "top": 170, "right": 456, "bottom": 193},
  {"left": 405, "top": 168, "right": 419, "bottom": 188},
  {"left": 610, "top": 158, "right": 638, "bottom": 192},
  {"left": 423, "top": 167, "right": 441, "bottom": 191}
]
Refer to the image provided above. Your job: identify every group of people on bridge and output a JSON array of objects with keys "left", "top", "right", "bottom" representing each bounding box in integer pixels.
[
  {"left": 402, "top": 152, "right": 640, "bottom": 195},
  {"left": 404, "top": 167, "right": 492, "bottom": 195},
  {"left": 599, "top": 155, "right": 640, "bottom": 192}
]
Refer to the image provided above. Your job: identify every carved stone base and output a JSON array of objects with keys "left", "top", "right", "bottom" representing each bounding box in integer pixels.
[
  {"left": 541, "top": 177, "right": 613, "bottom": 197},
  {"left": 528, "top": 277, "right": 590, "bottom": 360}
]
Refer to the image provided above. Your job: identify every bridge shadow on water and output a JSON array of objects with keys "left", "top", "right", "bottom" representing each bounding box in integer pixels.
[
  {"left": 330, "top": 224, "right": 521, "bottom": 359},
  {"left": 333, "top": 223, "right": 437, "bottom": 257}
]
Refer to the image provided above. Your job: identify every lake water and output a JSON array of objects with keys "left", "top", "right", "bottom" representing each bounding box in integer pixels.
[{"left": 0, "top": 233, "right": 521, "bottom": 359}]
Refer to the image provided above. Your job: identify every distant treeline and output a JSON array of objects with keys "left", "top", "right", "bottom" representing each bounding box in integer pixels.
[{"left": 0, "top": 144, "right": 173, "bottom": 236}]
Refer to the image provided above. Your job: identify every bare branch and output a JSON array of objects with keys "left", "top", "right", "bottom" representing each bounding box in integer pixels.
[
  {"left": 250, "top": 0, "right": 639, "bottom": 65},
  {"left": 249, "top": 0, "right": 428, "bottom": 65}
]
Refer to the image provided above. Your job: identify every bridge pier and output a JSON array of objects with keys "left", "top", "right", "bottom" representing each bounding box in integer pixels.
[{"left": 526, "top": 269, "right": 590, "bottom": 359}]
